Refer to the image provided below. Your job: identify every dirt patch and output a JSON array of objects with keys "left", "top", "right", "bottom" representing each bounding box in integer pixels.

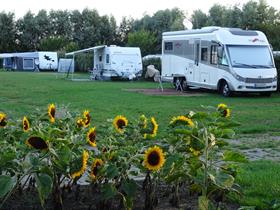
[
  {"left": 229, "top": 133, "right": 280, "bottom": 161},
  {"left": 123, "top": 88, "right": 206, "bottom": 96}
]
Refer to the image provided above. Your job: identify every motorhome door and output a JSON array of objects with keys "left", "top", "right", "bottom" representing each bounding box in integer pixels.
[{"left": 192, "top": 39, "right": 200, "bottom": 82}]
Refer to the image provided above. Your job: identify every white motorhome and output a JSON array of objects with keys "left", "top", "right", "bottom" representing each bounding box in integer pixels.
[
  {"left": 0, "top": 51, "right": 58, "bottom": 71},
  {"left": 94, "top": 45, "right": 142, "bottom": 80},
  {"left": 162, "top": 27, "right": 277, "bottom": 96}
]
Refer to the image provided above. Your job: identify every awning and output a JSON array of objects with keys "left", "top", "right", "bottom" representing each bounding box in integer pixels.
[
  {"left": 0, "top": 53, "right": 14, "bottom": 58},
  {"left": 65, "top": 45, "right": 106, "bottom": 56}
]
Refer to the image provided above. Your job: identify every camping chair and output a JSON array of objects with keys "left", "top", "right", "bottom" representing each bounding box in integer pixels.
[
  {"left": 154, "top": 74, "right": 163, "bottom": 92},
  {"left": 175, "top": 78, "right": 183, "bottom": 91}
]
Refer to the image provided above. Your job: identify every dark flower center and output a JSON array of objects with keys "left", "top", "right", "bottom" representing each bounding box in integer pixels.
[
  {"left": 93, "top": 162, "right": 101, "bottom": 176},
  {"left": 117, "top": 119, "right": 126, "bottom": 129},
  {"left": 148, "top": 151, "right": 160, "bottom": 166},
  {"left": 89, "top": 131, "right": 96, "bottom": 142},
  {"left": 23, "top": 121, "right": 29, "bottom": 130},
  {"left": 0, "top": 119, "right": 7, "bottom": 127},
  {"left": 27, "top": 136, "right": 48, "bottom": 150},
  {"left": 50, "top": 108, "right": 55, "bottom": 118},
  {"left": 222, "top": 109, "right": 227, "bottom": 117}
]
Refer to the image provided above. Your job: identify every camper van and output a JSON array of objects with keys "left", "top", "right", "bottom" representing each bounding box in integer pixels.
[
  {"left": 0, "top": 51, "right": 58, "bottom": 71},
  {"left": 93, "top": 45, "right": 142, "bottom": 80},
  {"left": 161, "top": 27, "right": 277, "bottom": 96}
]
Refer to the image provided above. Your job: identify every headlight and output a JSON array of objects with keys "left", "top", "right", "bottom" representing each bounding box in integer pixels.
[
  {"left": 272, "top": 75, "right": 278, "bottom": 82},
  {"left": 232, "top": 72, "right": 245, "bottom": 82}
]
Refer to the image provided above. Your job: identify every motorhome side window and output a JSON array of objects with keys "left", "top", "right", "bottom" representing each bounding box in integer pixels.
[
  {"left": 201, "top": 48, "right": 208, "bottom": 61},
  {"left": 106, "top": 54, "right": 109, "bottom": 64},
  {"left": 165, "top": 42, "right": 173, "bottom": 51},
  {"left": 210, "top": 46, "right": 218, "bottom": 65},
  {"left": 99, "top": 55, "right": 102, "bottom": 62}
]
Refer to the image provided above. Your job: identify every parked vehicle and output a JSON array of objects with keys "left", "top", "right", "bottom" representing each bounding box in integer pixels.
[
  {"left": 0, "top": 51, "right": 58, "bottom": 71},
  {"left": 66, "top": 45, "right": 142, "bottom": 80},
  {"left": 161, "top": 26, "right": 277, "bottom": 96}
]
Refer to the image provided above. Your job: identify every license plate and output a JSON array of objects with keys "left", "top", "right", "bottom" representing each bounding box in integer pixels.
[{"left": 255, "top": 83, "right": 266, "bottom": 87}]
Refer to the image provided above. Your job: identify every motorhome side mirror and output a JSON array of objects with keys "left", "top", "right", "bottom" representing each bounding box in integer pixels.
[{"left": 217, "top": 46, "right": 223, "bottom": 58}]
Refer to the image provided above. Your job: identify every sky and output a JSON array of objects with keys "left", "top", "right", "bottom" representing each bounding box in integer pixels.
[{"left": 1, "top": 0, "right": 280, "bottom": 26}]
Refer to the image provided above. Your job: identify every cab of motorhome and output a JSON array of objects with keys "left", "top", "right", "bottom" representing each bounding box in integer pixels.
[{"left": 162, "top": 27, "right": 277, "bottom": 96}]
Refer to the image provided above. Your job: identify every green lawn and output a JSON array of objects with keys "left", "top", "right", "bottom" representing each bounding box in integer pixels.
[
  {"left": 1, "top": 71, "right": 280, "bottom": 208},
  {"left": 1, "top": 71, "right": 280, "bottom": 134}
]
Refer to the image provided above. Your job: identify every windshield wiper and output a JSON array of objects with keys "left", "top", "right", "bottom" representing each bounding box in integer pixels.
[
  {"left": 232, "top": 62, "right": 256, "bottom": 68},
  {"left": 251, "top": 65, "right": 273, "bottom": 68}
]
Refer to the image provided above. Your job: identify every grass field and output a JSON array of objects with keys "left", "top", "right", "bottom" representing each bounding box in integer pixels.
[
  {"left": 1, "top": 71, "right": 280, "bottom": 134},
  {"left": 1, "top": 71, "right": 280, "bottom": 208}
]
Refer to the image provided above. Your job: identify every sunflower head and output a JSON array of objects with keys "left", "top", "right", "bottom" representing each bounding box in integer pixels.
[
  {"left": 22, "top": 116, "right": 30, "bottom": 132},
  {"left": 90, "top": 159, "right": 103, "bottom": 180},
  {"left": 170, "top": 116, "right": 194, "bottom": 127},
  {"left": 150, "top": 117, "right": 158, "bottom": 138},
  {"left": 48, "top": 104, "right": 55, "bottom": 123},
  {"left": 143, "top": 146, "right": 165, "bottom": 171},
  {"left": 87, "top": 127, "right": 97, "bottom": 147},
  {"left": 83, "top": 110, "right": 90, "bottom": 127},
  {"left": 71, "top": 150, "right": 89, "bottom": 179},
  {"left": 217, "top": 103, "right": 227, "bottom": 110},
  {"left": 0, "top": 112, "right": 7, "bottom": 127},
  {"left": 76, "top": 118, "right": 84, "bottom": 128},
  {"left": 25, "top": 136, "right": 48, "bottom": 150},
  {"left": 113, "top": 115, "right": 128, "bottom": 133},
  {"left": 221, "top": 108, "right": 231, "bottom": 118}
]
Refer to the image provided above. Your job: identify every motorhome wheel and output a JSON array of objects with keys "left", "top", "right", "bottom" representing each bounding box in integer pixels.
[{"left": 221, "top": 82, "right": 232, "bottom": 97}]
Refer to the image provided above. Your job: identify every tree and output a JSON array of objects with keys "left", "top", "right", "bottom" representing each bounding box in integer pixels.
[
  {"left": 49, "top": 10, "right": 72, "bottom": 40},
  {"left": 208, "top": 4, "right": 227, "bottom": 26},
  {"left": 116, "top": 17, "right": 134, "bottom": 46},
  {"left": 126, "top": 30, "right": 157, "bottom": 56},
  {"left": 0, "top": 12, "right": 16, "bottom": 52},
  {"left": 191, "top": 10, "right": 208, "bottom": 29},
  {"left": 16, "top": 11, "right": 39, "bottom": 51},
  {"left": 39, "top": 37, "right": 67, "bottom": 51}
]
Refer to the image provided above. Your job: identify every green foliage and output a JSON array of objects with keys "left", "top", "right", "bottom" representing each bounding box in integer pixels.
[
  {"left": 39, "top": 36, "right": 67, "bottom": 51},
  {"left": 127, "top": 30, "right": 157, "bottom": 56},
  {"left": 0, "top": 175, "right": 15, "bottom": 198}
]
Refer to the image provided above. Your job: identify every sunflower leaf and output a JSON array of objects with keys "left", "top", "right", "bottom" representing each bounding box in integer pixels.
[
  {"left": 0, "top": 175, "right": 16, "bottom": 198},
  {"left": 101, "top": 183, "right": 117, "bottom": 200},
  {"left": 121, "top": 179, "right": 137, "bottom": 198},
  {"left": 35, "top": 173, "right": 53, "bottom": 206}
]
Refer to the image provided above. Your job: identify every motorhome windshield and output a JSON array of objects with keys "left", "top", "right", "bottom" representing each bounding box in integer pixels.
[{"left": 227, "top": 45, "right": 274, "bottom": 68}]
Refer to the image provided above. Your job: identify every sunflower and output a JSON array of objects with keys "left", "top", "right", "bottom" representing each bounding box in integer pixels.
[
  {"left": 140, "top": 114, "right": 148, "bottom": 129},
  {"left": 0, "top": 112, "right": 7, "bottom": 127},
  {"left": 113, "top": 115, "right": 128, "bottom": 133},
  {"left": 221, "top": 108, "right": 231, "bottom": 118},
  {"left": 83, "top": 110, "right": 90, "bottom": 127},
  {"left": 150, "top": 117, "right": 158, "bottom": 138},
  {"left": 217, "top": 103, "right": 227, "bottom": 110},
  {"left": 143, "top": 146, "right": 165, "bottom": 171},
  {"left": 76, "top": 118, "right": 84, "bottom": 128},
  {"left": 25, "top": 136, "right": 48, "bottom": 150},
  {"left": 90, "top": 159, "right": 103, "bottom": 180},
  {"left": 48, "top": 104, "right": 55, "bottom": 123},
  {"left": 169, "top": 115, "right": 194, "bottom": 127},
  {"left": 87, "top": 127, "right": 97, "bottom": 147},
  {"left": 71, "top": 150, "right": 89, "bottom": 179},
  {"left": 22, "top": 116, "right": 30, "bottom": 132}
]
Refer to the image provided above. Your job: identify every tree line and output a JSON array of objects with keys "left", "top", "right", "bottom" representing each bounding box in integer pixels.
[{"left": 0, "top": 0, "right": 279, "bottom": 57}]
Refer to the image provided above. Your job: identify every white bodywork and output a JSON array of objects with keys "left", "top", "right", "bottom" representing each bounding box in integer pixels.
[
  {"left": 162, "top": 27, "right": 277, "bottom": 93},
  {"left": 38, "top": 52, "right": 58, "bottom": 70},
  {"left": 94, "top": 46, "right": 142, "bottom": 80}
]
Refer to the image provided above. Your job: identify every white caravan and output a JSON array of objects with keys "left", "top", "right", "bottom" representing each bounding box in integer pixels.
[
  {"left": 162, "top": 27, "right": 277, "bottom": 96},
  {"left": 93, "top": 45, "right": 142, "bottom": 80}
]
